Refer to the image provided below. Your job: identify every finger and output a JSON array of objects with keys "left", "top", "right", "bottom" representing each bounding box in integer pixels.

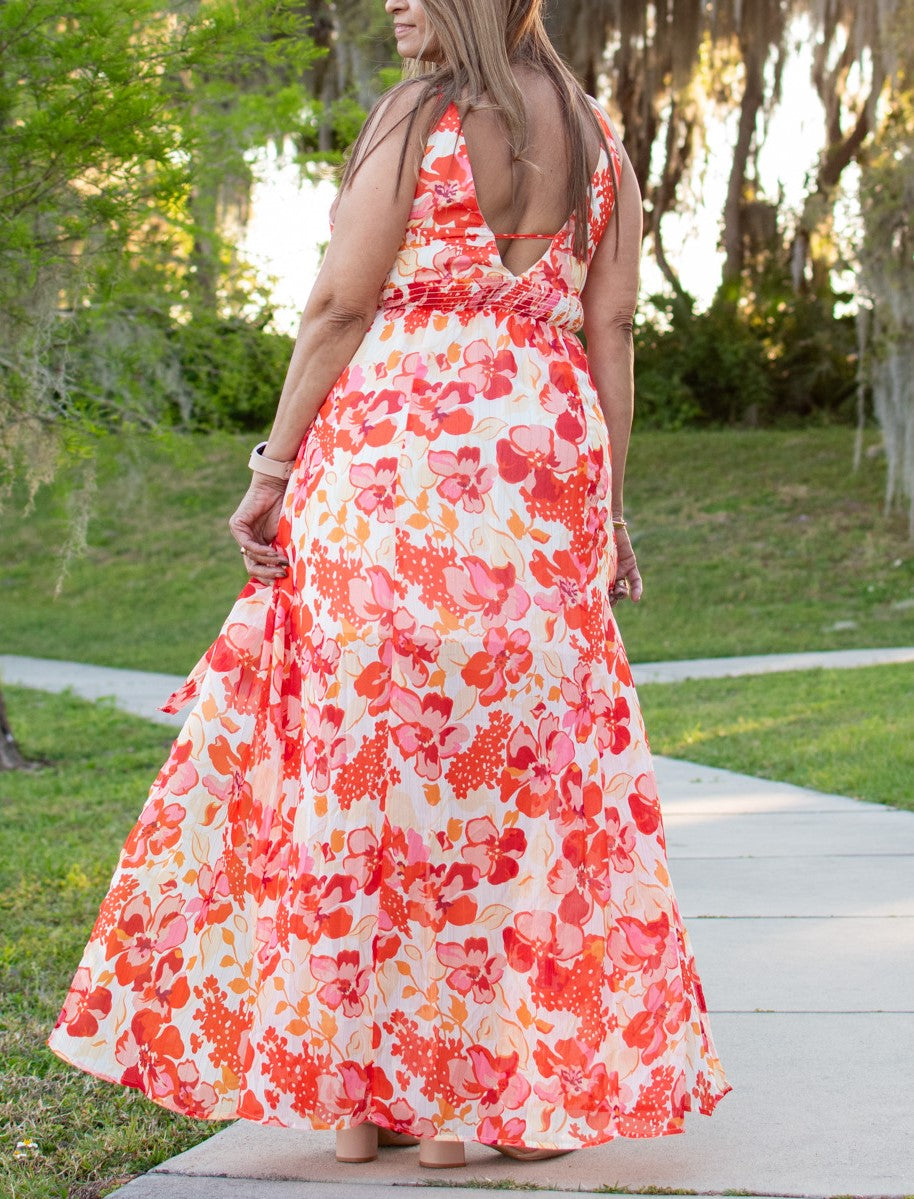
[{"left": 237, "top": 539, "right": 289, "bottom": 567}]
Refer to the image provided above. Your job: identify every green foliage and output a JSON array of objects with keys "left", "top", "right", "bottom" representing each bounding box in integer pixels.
[
  {"left": 634, "top": 284, "right": 857, "bottom": 429},
  {"left": 0, "top": 0, "right": 320, "bottom": 477}
]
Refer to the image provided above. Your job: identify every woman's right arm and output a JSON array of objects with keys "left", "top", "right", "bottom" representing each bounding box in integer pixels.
[{"left": 580, "top": 132, "right": 645, "bottom": 602}]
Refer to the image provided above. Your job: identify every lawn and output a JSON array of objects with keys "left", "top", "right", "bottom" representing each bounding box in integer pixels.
[
  {"left": 1, "top": 427, "right": 913, "bottom": 673},
  {"left": 640, "top": 661, "right": 914, "bottom": 812},
  {"left": 0, "top": 687, "right": 230, "bottom": 1199}
]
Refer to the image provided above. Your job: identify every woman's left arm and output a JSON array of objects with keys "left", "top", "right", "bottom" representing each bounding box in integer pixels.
[{"left": 230, "top": 83, "right": 431, "bottom": 579}]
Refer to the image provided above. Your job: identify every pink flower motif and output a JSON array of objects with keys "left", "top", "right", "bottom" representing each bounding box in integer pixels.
[
  {"left": 623, "top": 977, "right": 690, "bottom": 1064},
  {"left": 350, "top": 456, "right": 399, "bottom": 522},
  {"left": 310, "top": 950, "right": 370, "bottom": 1017},
  {"left": 115, "top": 1009, "right": 184, "bottom": 1094},
  {"left": 604, "top": 806, "right": 637, "bottom": 873},
  {"left": 58, "top": 967, "right": 112, "bottom": 1037},
  {"left": 302, "top": 628, "right": 343, "bottom": 699},
  {"left": 151, "top": 1058, "right": 219, "bottom": 1118},
  {"left": 607, "top": 912, "right": 678, "bottom": 977},
  {"left": 460, "top": 816, "right": 526, "bottom": 885},
  {"left": 458, "top": 339, "right": 517, "bottom": 399},
  {"left": 546, "top": 829, "right": 612, "bottom": 924},
  {"left": 443, "top": 556, "right": 530, "bottom": 627},
  {"left": 449, "top": 1045, "right": 531, "bottom": 1116},
  {"left": 389, "top": 685, "right": 469, "bottom": 780},
  {"left": 303, "top": 702, "right": 350, "bottom": 792},
  {"left": 427, "top": 445, "right": 496, "bottom": 513},
  {"left": 560, "top": 663, "right": 617, "bottom": 743},
  {"left": 349, "top": 565, "right": 398, "bottom": 637},
  {"left": 436, "top": 936, "right": 507, "bottom": 1003},
  {"left": 434, "top": 935, "right": 506, "bottom": 1002},
  {"left": 185, "top": 864, "right": 232, "bottom": 932},
  {"left": 342, "top": 827, "right": 382, "bottom": 893},
  {"left": 392, "top": 608, "right": 441, "bottom": 686},
  {"left": 500, "top": 713, "right": 575, "bottom": 818},
  {"left": 121, "top": 796, "right": 187, "bottom": 867},
  {"left": 477, "top": 1115, "right": 528, "bottom": 1146}
]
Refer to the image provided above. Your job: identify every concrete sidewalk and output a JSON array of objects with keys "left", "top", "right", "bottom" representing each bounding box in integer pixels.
[
  {"left": 4, "top": 645, "right": 914, "bottom": 726},
  {"left": 5, "top": 653, "right": 913, "bottom": 1196}
]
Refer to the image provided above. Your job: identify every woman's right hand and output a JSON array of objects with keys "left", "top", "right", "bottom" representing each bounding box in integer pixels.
[{"left": 610, "top": 526, "right": 643, "bottom": 606}]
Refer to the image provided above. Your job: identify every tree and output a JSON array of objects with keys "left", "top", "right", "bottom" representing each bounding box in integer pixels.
[{"left": 856, "top": 3, "right": 914, "bottom": 535}]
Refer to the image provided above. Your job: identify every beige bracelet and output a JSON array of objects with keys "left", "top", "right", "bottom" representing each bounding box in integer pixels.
[
  {"left": 612, "top": 516, "right": 628, "bottom": 529},
  {"left": 248, "top": 441, "right": 295, "bottom": 481}
]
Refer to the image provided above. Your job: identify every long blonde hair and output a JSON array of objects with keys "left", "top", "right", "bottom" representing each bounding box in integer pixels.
[{"left": 340, "top": 0, "right": 618, "bottom": 260}]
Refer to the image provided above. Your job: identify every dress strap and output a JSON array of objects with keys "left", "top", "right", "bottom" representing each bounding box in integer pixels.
[{"left": 491, "top": 231, "right": 556, "bottom": 240}]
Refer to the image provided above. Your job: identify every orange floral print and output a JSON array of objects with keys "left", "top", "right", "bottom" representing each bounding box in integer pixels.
[{"left": 48, "top": 98, "right": 731, "bottom": 1149}]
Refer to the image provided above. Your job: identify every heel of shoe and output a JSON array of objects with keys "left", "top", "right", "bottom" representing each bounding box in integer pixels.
[
  {"left": 419, "top": 1136, "right": 466, "bottom": 1169},
  {"left": 336, "top": 1123, "right": 378, "bottom": 1163}
]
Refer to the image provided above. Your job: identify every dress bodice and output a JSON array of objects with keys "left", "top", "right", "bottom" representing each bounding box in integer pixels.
[{"left": 379, "top": 100, "right": 622, "bottom": 333}]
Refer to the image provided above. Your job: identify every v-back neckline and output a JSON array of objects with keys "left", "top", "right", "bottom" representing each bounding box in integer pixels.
[{"left": 447, "top": 101, "right": 575, "bottom": 282}]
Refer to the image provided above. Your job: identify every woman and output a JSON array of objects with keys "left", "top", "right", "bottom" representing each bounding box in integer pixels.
[{"left": 48, "top": 0, "right": 731, "bottom": 1173}]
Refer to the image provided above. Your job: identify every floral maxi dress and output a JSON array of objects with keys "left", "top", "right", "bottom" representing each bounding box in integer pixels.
[{"left": 48, "top": 100, "right": 732, "bottom": 1150}]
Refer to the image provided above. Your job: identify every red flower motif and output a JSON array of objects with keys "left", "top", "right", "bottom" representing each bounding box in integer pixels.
[
  {"left": 57, "top": 967, "right": 112, "bottom": 1037},
  {"left": 105, "top": 894, "right": 188, "bottom": 991},
  {"left": 500, "top": 714, "right": 575, "bottom": 818},
  {"left": 303, "top": 702, "right": 350, "bottom": 792},
  {"left": 629, "top": 772, "right": 663, "bottom": 836},
  {"left": 502, "top": 909, "right": 583, "bottom": 973},
  {"left": 533, "top": 1036, "right": 618, "bottom": 1125},
  {"left": 547, "top": 829, "right": 612, "bottom": 924},
  {"left": 185, "top": 863, "right": 233, "bottom": 932},
  {"left": 122, "top": 796, "right": 186, "bottom": 868},
  {"left": 623, "top": 977, "right": 690, "bottom": 1064},
  {"left": 461, "top": 626, "right": 533, "bottom": 704},
  {"left": 460, "top": 816, "right": 526, "bottom": 884}
]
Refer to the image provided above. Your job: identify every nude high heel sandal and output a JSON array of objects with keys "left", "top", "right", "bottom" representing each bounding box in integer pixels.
[
  {"left": 335, "top": 1123, "right": 378, "bottom": 1163},
  {"left": 419, "top": 1135, "right": 467, "bottom": 1168}
]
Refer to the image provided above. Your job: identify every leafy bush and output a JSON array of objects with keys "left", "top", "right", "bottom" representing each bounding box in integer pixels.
[{"left": 634, "top": 288, "right": 857, "bottom": 429}]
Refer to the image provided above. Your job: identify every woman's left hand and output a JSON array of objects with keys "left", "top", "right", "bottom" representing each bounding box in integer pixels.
[{"left": 229, "top": 476, "right": 290, "bottom": 583}]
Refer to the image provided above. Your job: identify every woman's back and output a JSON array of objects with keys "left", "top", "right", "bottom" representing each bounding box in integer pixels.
[{"left": 457, "top": 66, "right": 603, "bottom": 275}]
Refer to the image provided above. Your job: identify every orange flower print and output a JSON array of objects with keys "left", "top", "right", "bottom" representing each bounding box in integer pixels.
[
  {"left": 115, "top": 1009, "right": 184, "bottom": 1093},
  {"left": 121, "top": 796, "right": 186, "bottom": 868},
  {"left": 533, "top": 1036, "right": 617, "bottom": 1126},
  {"left": 105, "top": 894, "right": 187, "bottom": 990},
  {"left": 342, "top": 827, "right": 382, "bottom": 894},
  {"left": 629, "top": 772, "right": 663, "bottom": 835},
  {"left": 59, "top": 967, "right": 112, "bottom": 1037},
  {"left": 623, "top": 977, "right": 691, "bottom": 1064},
  {"left": 151, "top": 1058, "right": 219, "bottom": 1119},
  {"left": 427, "top": 445, "right": 496, "bottom": 512},
  {"left": 461, "top": 626, "right": 533, "bottom": 704},
  {"left": 547, "top": 829, "right": 612, "bottom": 924},
  {"left": 607, "top": 913, "right": 678, "bottom": 977},
  {"left": 496, "top": 424, "right": 578, "bottom": 493},
  {"left": 530, "top": 548, "right": 592, "bottom": 628},
  {"left": 435, "top": 936, "right": 507, "bottom": 1003},
  {"left": 392, "top": 609, "right": 441, "bottom": 686},
  {"left": 310, "top": 951, "right": 370, "bottom": 1017}
]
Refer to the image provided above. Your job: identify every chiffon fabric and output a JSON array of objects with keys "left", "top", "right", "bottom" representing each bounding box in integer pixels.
[{"left": 48, "top": 97, "right": 731, "bottom": 1150}]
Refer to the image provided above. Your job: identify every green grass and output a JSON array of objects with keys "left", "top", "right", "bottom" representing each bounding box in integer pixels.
[
  {"left": 0, "top": 687, "right": 229, "bottom": 1199},
  {"left": 1, "top": 427, "right": 913, "bottom": 673},
  {"left": 640, "top": 661, "right": 914, "bottom": 811}
]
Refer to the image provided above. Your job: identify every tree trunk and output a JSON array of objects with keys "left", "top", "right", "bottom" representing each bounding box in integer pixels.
[
  {"left": 0, "top": 685, "right": 30, "bottom": 771},
  {"left": 722, "top": 41, "right": 764, "bottom": 286}
]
